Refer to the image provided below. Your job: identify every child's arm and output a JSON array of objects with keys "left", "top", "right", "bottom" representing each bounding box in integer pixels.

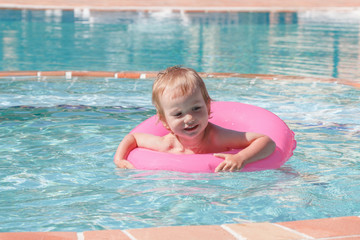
[
  {"left": 214, "top": 131, "right": 276, "bottom": 172},
  {"left": 114, "top": 134, "right": 138, "bottom": 169},
  {"left": 114, "top": 133, "right": 164, "bottom": 169}
]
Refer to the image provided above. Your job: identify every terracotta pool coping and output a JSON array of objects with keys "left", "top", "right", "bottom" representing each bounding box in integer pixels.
[
  {"left": 1, "top": 0, "right": 360, "bottom": 12},
  {"left": 1, "top": 70, "right": 359, "bottom": 89},
  {"left": 1, "top": 216, "right": 360, "bottom": 240}
]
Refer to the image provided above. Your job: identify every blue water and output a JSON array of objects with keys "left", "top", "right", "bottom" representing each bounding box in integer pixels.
[
  {"left": 0, "top": 9, "right": 360, "bottom": 232},
  {"left": 1, "top": 10, "right": 360, "bottom": 79}
]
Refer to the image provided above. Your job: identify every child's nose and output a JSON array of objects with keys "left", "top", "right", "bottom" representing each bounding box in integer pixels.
[{"left": 184, "top": 114, "right": 194, "bottom": 124}]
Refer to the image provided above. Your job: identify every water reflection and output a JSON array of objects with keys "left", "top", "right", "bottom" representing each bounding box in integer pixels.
[{"left": 0, "top": 10, "right": 359, "bottom": 79}]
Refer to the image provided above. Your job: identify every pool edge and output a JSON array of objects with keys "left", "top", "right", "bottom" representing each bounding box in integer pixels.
[
  {"left": 1, "top": 216, "right": 360, "bottom": 240},
  {"left": 1, "top": 70, "right": 359, "bottom": 89},
  {"left": 1, "top": 3, "right": 360, "bottom": 13}
]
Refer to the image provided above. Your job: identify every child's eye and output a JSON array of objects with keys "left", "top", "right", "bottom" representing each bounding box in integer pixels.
[
  {"left": 173, "top": 112, "right": 182, "bottom": 117},
  {"left": 193, "top": 106, "right": 201, "bottom": 111}
]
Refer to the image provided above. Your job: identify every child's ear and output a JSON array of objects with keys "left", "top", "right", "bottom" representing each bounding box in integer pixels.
[{"left": 207, "top": 101, "right": 212, "bottom": 118}]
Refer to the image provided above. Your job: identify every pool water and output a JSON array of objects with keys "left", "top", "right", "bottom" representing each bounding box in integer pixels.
[
  {"left": 1, "top": 10, "right": 360, "bottom": 79},
  {"left": 1, "top": 9, "right": 360, "bottom": 232},
  {"left": 1, "top": 76, "right": 359, "bottom": 231}
]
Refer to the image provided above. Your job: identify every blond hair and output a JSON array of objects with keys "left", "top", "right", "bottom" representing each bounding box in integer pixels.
[{"left": 152, "top": 66, "right": 212, "bottom": 120}]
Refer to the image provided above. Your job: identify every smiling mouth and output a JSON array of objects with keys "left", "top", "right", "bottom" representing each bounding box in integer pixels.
[{"left": 184, "top": 125, "right": 199, "bottom": 131}]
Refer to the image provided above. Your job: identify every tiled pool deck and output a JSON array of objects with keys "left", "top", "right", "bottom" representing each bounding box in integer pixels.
[
  {"left": 1, "top": 1, "right": 360, "bottom": 239},
  {"left": 0, "top": 216, "right": 359, "bottom": 239},
  {"left": 0, "top": 0, "right": 360, "bottom": 11}
]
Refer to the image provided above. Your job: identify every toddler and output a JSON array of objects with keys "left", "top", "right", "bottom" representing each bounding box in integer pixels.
[{"left": 114, "top": 66, "right": 275, "bottom": 172}]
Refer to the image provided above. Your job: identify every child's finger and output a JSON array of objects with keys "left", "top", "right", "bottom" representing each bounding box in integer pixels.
[
  {"left": 116, "top": 160, "right": 135, "bottom": 169},
  {"left": 215, "top": 161, "right": 226, "bottom": 172},
  {"left": 213, "top": 153, "right": 227, "bottom": 159},
  {"left": 124, "top": 161, "right": 135, "bottom": 169}
]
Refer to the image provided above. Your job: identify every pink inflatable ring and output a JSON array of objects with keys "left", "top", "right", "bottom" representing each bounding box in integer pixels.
[{"left": 127, "top": 101, "right": 296, "bottom": 173}]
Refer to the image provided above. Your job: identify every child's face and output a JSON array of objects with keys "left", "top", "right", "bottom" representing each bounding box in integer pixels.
[{"left": 159, "top": 88, "right": 209, "bottom": 141}]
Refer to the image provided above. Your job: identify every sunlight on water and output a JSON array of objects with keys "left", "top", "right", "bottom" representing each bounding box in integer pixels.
[
  {"left": 0, "top": 76, "right": 359, "bottom": 231},
  {"left": 1, "top": 10, "right": 359, "bottom": 79},
  {"left": 0, "top": 8, "right": 359, "bottom": 232}
]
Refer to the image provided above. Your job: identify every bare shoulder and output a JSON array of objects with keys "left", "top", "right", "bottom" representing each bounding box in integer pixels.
[
  {"left": 210, "top": 123, "right": 271, "bottom": 149},
  {"left": 208, "top": 123, "right": 248, "bottom": 149},
  {"left": 132, "top": 132, "right": 175, "bottom": 152},
  {"left": 208, "top": 123, "right": 245, "bottom": 138}
]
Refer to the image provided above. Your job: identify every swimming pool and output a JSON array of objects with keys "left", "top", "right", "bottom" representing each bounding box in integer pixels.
[
  {"left": 0, "top": 9, "right": 360, "bottom": 232},
  {"left": 1, "top": 9, "right": 360, "bottom": 79}
]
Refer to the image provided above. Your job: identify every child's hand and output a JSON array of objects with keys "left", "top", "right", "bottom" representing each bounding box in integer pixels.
[
  {"left": 213, "top": 153, "right": 244, "bottom": 172},
  {"left": 114, "top": 159, "right": 135, "bottom": 169}
]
